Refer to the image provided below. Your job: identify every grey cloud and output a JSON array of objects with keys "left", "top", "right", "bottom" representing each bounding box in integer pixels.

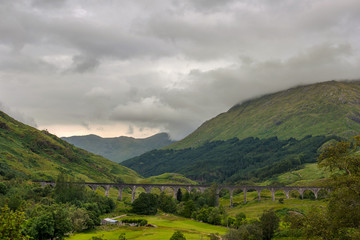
[
  {"left": 81, "top": 122, "right": 91, "bottom": 130},
  {"left": 0, "top": 0, "right": 359, "bottom": 140},
  {"left": 70, "top": 55, "right": 100, "bottom": 73},
  {"left": 0, "top": 102, "right": 38, "bottom": 128},
  {"left": 127, "top": 125, "right": 134, "bottom": 135}
]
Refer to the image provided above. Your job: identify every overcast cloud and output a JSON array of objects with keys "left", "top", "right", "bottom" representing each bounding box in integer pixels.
[{"left": 0, "top": 0, "right": 360, "bottom": 140}]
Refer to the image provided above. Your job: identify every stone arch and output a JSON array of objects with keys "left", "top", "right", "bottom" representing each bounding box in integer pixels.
[
  {"left": 246, "top": 187, "right": 262, "bottom": 202},
  {"left": 317, "top": 188, "right": 329, "bottom": 199},
  {"left": 149, "top": 186, "right": 162, "bottom": 195},
  {"left": 273, "top": 189, "right": 287, "bottom": 201},
  {"left": 258, "top": 188, "right": 273, "bottom": 201},
  {"left": 302, "top": 189, "right": 315, "bottom": 200},
  {"left": 119, "top": 186, "right": 133, "bottom": 202},
  {"left": 289, "top": 189, "right": 301, "bottom": 199},
  {"left": 218, "top": 187, "right": 234, "bottom": 207}
]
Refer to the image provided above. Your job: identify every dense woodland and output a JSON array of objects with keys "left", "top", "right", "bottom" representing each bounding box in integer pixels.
[{"left": 122, "top": 135, "right": 339, "bottom": 183}]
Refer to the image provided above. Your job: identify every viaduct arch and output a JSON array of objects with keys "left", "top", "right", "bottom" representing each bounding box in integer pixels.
[{"left": 36, "top": 181, "right": 329, "bottom": 207}]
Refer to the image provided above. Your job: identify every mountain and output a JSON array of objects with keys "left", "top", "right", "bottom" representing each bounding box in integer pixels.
[
  {"left": 0, "top": 110, "right": 141, "bottom": 183},
  {"left": 62, "top": 133, "right": 175, "bottom": 163},
  {"left": 169, "top": 80, "right": 360, "bottom": 150},
  {"left": 121, "top": 135, "right": 338, "bottom": 183}
]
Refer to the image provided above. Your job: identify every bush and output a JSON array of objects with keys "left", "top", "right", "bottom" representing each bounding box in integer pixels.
[
  {"left": 170, "top": 231, "right": 186, "bottom": 240},
  {"left": 131, "top": 193, "right": 158, "bottom": 215}
]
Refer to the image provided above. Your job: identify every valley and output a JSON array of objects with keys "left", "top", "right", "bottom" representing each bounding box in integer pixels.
[{"left": 1, "top": 80, "right": 360, "bottom": 240}]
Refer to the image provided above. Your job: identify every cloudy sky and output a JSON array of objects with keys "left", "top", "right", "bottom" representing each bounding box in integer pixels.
[{"left": 0, "top": 0, "right": 360, "bottom": 140}]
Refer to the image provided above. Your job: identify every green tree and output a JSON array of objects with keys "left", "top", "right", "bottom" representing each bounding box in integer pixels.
[
  {"left": 159, "top": 192, "right": 177, "bottom": 213},
  {"left": 170, "top": 231, "right": 186, "bottom": 240},
  {"left": 54, "top": 173, "right": 86, "bottom": 203},
  {"left": 234, "top": 212, "right": 246, "bottom": 228},
  {"left": 26, "top": 204, "right": 72, "bottom": 240},
  {"left": 131, "top": 193, "right": 158, "bottom": 215},
  {"left": 315, "top": 136, "right": 360, "bottom": 238},
  {"left": 0, "top": 205, "right": 29, "bottom": 240},
  {"left": 260, "top": 209, "right": 279, "bottom": 240},
  {"left": 176, "top": 188, "right": 182, "bottom": 202}
]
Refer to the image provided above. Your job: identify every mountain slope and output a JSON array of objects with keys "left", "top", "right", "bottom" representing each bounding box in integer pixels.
[
  {"left": 0, "top": 110, "right": 141, "bottom": 183},
  {"left": 62, "top": 133, "right": 175, "bottom": 163},
  {"left": 122, "top": 135, "right": 338, "bottom": 183},
  {"left": 169, "top": 80, "right": 360, "bottom": 150}
]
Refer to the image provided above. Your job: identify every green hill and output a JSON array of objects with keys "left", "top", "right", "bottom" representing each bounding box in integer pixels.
[
  {"left": 169, "top": 80, "right": 360, "bottom": 150},
  {"left": 0, "top": 110, "right": 141, "bottom": 183},
  {"left": 122, "top": 135, "right": 338, "bottom": 184},
  {"left": 62, "top": 133, "right": 175, "bottom": 163}
]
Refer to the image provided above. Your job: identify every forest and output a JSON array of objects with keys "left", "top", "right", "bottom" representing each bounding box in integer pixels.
[{"left": 122, "top": 135, "right": 339, "bottom": 183}]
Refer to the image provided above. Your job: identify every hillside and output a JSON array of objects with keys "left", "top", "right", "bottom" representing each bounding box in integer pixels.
[
  {"left": 169, "top": 80, "right": 360, "bottom": 150},
  {"left": 0, "top": 110, "right": 141, "bottom": 183},
  {"left": 122, "top": 135, "right": 338, "bottom": 184},
  {"left": 62, "top": 133, "right": 175, "bottom": 163}
]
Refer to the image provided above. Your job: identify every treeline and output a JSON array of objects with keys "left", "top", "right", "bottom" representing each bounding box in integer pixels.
[
  {"left": 130, "top": 186, "right": 281, "bottom": 240},
  {"left": 0, "top": 173, "right": 115, "bottom": 239},
  {"left": 122, "top": 135, "right": 339, "bottom": 183}
]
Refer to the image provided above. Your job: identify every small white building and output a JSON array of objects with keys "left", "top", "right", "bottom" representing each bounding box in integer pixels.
[{"left": 101, "top": 218, "right": 119, "bottom": 225}]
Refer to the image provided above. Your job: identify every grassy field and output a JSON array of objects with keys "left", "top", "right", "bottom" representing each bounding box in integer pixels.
[
  {"left": 68, "top": 189, "right": 327, "bottom": 240},
  {"left": 67, "top": 214, "right": 227, "bottom": 240}
]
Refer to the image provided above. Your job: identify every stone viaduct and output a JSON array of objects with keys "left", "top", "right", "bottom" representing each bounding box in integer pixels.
[{"left": 36, "top": 181, "right": 329, "bottom": 208}]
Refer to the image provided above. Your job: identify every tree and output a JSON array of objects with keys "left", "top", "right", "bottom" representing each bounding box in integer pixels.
[
  {"left": 260, "top": 209, "right": 279, "bottom": 240},
  {"left": 0, "top": 205, "right": 29, "bottom": 240},
  {"left": 54, "top": 172, "right": 86, "bottom": 204},
  {"left": 159, "top": 192, "right": 177, "bottom": 213},
  {"left": 170, "top": 231, "right": 186, "bottom": 240},
  {"left": 176, "top": 188, "right": 182, "bottom": 202},
  {"left": 26, "top": 204, "right": 72, "bottom": 240},
  {"left": 315, "top": 136, "right": 360, "bottom": 238},
  {"left": 234, "top": 212, "right": 246, "bottom": 228},
  {"left": 131, "top": 193, "right": 158, "bottom": 215}
]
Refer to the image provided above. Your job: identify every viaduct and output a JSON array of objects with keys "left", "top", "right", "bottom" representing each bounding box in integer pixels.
[{"left": 36, "top": 181, "right": 329, "bottom": 207}]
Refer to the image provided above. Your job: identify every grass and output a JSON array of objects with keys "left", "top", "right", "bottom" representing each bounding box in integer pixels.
[
  {"left": 67, "top": 214, "right": 227, "bottom": 240},
  {"left": 219, "top": 190, "right": 327, "bottom": 219},
  {"left": 169, "top": 80, "right": 360, "bottom": 150},
  {"left": 69, "top": 190, "right": 328, "bottom": 240},
  {"left": 260, "top": 163, "right": 332, "bottom": 186}
]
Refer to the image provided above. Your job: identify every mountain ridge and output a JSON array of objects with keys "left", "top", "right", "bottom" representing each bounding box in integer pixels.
[
  {"left": 168, "top": 80, "right": 360, "bottom": 150},
  {"left": 62, "top": 132, "right": 175, "bottom": 163},
  {"left": 0, "top": 110, "right": 141, "bottom": 183}
]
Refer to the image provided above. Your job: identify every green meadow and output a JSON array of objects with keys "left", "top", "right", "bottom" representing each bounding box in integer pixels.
[
  {"left": 68, "top": 188, "right": 327, "bottom": 240},
  {"left": 67, "top": 214, "right": 227, "bottom": 240}
]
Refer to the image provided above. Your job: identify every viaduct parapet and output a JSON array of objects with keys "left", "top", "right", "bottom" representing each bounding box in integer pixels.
[{"left": 35, "top": 181, "right": 330, "bottom": 208}]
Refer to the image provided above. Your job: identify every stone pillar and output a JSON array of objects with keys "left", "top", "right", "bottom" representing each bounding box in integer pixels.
[
  {"left": 104, "top": 185, "right": 111, "bottom": 197},
  {"left": 216, "top": 189, "right": 220, "bottom": 207},
  {"left": 299, "top": 189, "right": 304, "bottom": 199},
  {"left": 173, "top": 188, "right": 179, "bottom": 199},
  {"left": 230, "top": 189, "right": 234, "bottom": 208},
  {"left": 199, "top": 187, "right": 206, "bottom": 194},
  {"left": 243, "top": 188, "right": 247, "bottom": 204},
  {"left": 131, "top": 186, "right": 136, "bottom": 203},
  {"left": 257, "top": 190, "right": 261, "bottom": 201},
  {"left": 118, "top": 187, "right": 123, "bottom": 201},
  {"left": 145, "top": 186, "right": 151, "bottom": 194},
  {"left": 314, "top": 189, "right": 319, "bottom": 199},
  {"left": 285, "top": 190, "right": 290, "bottom": 199},
  {"left": 271, "top": 189, "right": 275, "bottom": 202}
]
